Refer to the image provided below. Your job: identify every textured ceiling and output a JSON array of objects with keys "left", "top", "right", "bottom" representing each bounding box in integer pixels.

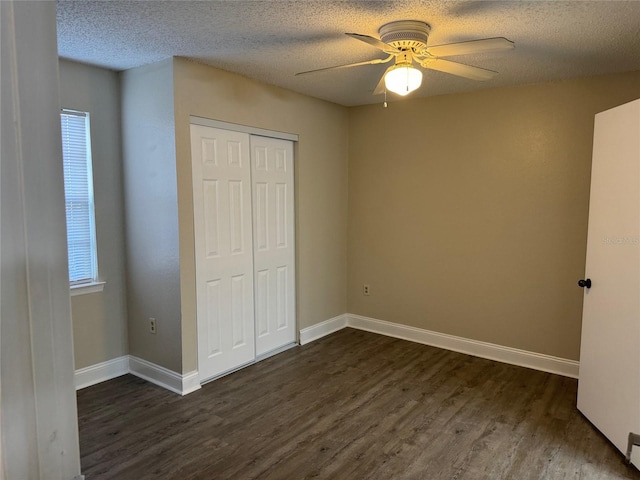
[{"left": 56, "top": 1, "right": 640, "bottom": 106}]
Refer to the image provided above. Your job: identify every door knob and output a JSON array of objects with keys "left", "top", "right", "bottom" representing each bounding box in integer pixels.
[{"left": 578, "top": 278, "right": 592, "bottom": 288}]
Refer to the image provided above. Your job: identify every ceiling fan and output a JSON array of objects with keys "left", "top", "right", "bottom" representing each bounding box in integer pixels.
[{"left": 296, "top": 20, "right": 514, "bottom": 97}]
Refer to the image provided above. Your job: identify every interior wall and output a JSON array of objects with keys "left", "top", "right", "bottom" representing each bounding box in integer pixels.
[
  {"left": 58, "top": 59, "right": 129, "bottom": 369},
  {"left": 172, "top": 58, "right": 349, "bottom": 373},
  {"left": 347, "top": 71, "right": 640, "bottom": 361},
  {"left": 1, "top": 1, "right": 80, "bottom": 477},
  {"left": 121, "top": 59, "right": 182, "bottom": 372}
]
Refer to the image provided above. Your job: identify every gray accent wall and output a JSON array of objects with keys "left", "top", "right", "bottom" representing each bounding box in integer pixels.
[
  {"left": 121, "top": 59, "right": 182, "bottom": 373},
  {"left": 59, "top": 59, "right": 129, "bottom": 369}
]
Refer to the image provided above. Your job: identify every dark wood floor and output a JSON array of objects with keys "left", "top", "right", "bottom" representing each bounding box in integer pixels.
[{"left": 77, "top": 328, "right": 640, "bottom": 479}]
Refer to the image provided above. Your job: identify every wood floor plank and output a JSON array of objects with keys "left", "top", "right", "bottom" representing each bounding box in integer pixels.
[{"left": 77, "top": 328, "right": 640, "bottom": 479}]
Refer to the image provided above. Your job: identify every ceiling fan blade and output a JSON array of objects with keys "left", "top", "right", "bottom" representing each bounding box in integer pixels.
[
  {"left": 345, "top": 33, "right": 400, "bottom": 54},
  {"left": 425, "top": 37, "right": 514, "bottom": 58},
  {"left": 296, "top": 54, "right": 394, "bottom": 76},
  {"left": 372, "top": 65, "right": 395, "bottom": 95},
  {"left": 424, "top": 58, "right": 497, "bottom": 80}
]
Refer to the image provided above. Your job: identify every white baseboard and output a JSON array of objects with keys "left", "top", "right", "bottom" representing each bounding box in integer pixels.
[
  {"left": 75, "top": 356, "right": 129, "bottom": 389},
  {"left": 299, "top": 314, "right": 348, "bottom": 345},
  {"left": 299, "top": 313, "right": 579, "bottom": 379},
  {"left": 180, "top": 370, "right": 202, "bottom": 396},
  {"left": 78, "top": 313, "right": 579, "bottom": 394},
  {"left": 76, "top": 355, "right": 201, "bottom": 395},
  {"left": 129, "top": 356, "right": 201, "bottom": 396}
]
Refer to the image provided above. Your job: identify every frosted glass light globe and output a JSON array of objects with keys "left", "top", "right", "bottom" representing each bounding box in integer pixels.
[{"left": 384, "top": 65, "right": 423, "bottom": 96}]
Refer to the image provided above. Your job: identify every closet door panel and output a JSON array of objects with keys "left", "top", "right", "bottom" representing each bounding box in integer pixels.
[
  {"left": 251, "top": 135, "right": 296, "bottom": 356},
  {"left": 191, "top": 125, "right": 255, "bottom": 381}
]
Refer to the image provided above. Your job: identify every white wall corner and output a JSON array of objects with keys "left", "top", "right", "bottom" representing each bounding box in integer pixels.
[
  {"left": 346, "top": 314, "right": 580, "bottom": 379},
  {"left": 75, "top": 356, "right": 129, "bottom": 390},
  {"left": 299, "top": 314, "right": 349, "bottom": 345}
]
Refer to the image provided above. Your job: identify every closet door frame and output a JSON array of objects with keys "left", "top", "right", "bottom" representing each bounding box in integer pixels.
[
  {"left": 191, "top": 117, "right": 298, "bottom": 144},
  {"left": 190, "top": 116, "right": 298, "bottom": 384}
]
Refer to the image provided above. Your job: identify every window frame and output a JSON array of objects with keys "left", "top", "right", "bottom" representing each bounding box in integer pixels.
[{"left": 60, "top": 108, "right": 103, "bottom": 294}]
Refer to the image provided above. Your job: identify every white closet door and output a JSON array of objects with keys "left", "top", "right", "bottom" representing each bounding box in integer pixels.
[
  {"left": 251, "top": 135, "right": 296, "bottom": 356},
  {"left": 191, "top": 125, "right": 255, "bottom": 381}
]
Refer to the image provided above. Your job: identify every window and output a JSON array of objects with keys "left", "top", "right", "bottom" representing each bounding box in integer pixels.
[{"left": 60, "top": 109, "right": 99, "bottom": 287}]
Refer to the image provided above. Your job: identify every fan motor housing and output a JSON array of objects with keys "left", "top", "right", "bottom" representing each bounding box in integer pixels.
[{"left": 379, "top": 20, "right": 431, "bottom": 51}]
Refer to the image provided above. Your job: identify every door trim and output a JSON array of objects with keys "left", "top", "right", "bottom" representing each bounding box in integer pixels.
[{"left": 190, "top": 115, "right": 299, "bottom": 142}]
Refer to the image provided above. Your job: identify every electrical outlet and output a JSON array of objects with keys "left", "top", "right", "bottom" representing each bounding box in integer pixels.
[
  {"left": 149, "top": 317, "right": 157, "bottom": 334},
  {"left": 363, "top": 284, "right": 370, "bottom": 296}
]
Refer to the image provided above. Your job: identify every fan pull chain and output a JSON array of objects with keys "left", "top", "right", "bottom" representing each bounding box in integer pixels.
[{"left": 383, "top": 89, "right": 388, "bottom": 108}]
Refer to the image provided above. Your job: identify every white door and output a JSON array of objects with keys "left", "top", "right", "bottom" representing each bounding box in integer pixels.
[
  {"left": 251, "top": 135, "right": 296, "bottom": 356},
  {"left": 191, "top": 125, "right": 256, "bottom": 381},
  {"left": 577, "top": 99, "right": 640, "bottom": 467}
]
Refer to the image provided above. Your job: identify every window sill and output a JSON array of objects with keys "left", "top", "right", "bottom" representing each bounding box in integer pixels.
[{"left": 70, "top": 281, "right": 105, "bottom": 296}]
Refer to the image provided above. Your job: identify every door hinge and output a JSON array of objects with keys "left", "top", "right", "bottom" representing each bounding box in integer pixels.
[{"left": 626, "top": 432, "right": 640, "bottom": 464}]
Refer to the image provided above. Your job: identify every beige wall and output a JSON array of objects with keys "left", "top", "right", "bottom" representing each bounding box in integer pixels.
[
  {"left": 121, "top": 60, "right": 182, "bottom": 372},
  {"left": 348, "top": 71, "right": 640, "bottom": 361},
  {"left": 74, "top": 55, "right": 634, "bottom": 372},
  {"left": 59, "top": 59, "right": 129, "bottom": 369},
  {"left": 172, "top": 58, "right": 349, "bottom": 373}
]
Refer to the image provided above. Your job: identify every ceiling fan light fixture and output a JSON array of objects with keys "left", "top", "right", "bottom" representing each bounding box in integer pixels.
[{"left": 384, "top": 64, "right": 422, "bottom": 96}]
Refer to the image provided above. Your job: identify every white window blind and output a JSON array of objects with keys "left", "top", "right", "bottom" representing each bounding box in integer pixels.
[{"left": 60, "top": 110, "right": 98, "bottom": 285}]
